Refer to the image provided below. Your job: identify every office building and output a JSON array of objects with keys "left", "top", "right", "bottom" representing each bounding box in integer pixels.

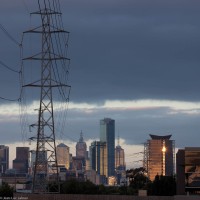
[
  {"left": 13, "top": 147, "right": 29, "bottom": 173},
  {"left": 89, "top": 141, "right": 107, "bottom": 177},
  {"left": 100, "top": 118, "right": 115, "bottom": 177},
  {"left": 144, "top": 134, "right": 175, "bottom": 181},
  {"left": 115, "top": 139, "right": 126, "bottom": 171},
  {"left": 0, "top": 145, "right": 9, "bottom": 173},
  {"left": 57, "top": 143, "right": 70, "bottom": 169},
  {"left": 76, "top": 131, "right": 87, "bottom": 159},
  {"left": 177, "top": 147, "right": 200, "bottom": 195}
]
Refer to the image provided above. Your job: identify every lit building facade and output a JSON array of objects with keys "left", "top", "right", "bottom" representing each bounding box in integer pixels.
[
  {"left": 100, "top": 118, "right": 115, "bottom": 177},
  {"left": 144, "top": 134, "right": 175, "bottom": 181},
  {"left": 177, "top": 147, "right": 200, "bottom": 195},
  {"left": 0, "top": 145, "right": 9, "bottom": 173},
  {"left": 57, "top": 143, "right": 70, "bottom": 169}
]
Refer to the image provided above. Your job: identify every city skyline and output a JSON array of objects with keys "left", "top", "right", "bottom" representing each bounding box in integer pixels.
[{"left": 1, "top": 0, "right": 200, "bottom": 171}]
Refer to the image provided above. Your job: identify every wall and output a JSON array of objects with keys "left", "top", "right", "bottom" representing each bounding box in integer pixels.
[{"left": 13, "top": 194, "right": 200, "bottom": 200}]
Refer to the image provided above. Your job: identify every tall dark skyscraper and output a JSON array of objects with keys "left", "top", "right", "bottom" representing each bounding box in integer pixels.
[
  {"left": 13, "top": 147, "right": 29, "bottom": 173},
  {"left": 0, "top": 145, "right": 9, "bottom": 173},
  {"left": 100, "top": 118, "right": 115, "bottom": 177}
]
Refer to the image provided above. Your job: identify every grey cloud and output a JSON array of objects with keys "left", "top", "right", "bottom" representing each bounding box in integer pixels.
[
  {"left": 63, "top": 106, "right": 200, "bottom": 148},
  {"left": 1, "top": 0, "right": 200, "bottom": 103}
]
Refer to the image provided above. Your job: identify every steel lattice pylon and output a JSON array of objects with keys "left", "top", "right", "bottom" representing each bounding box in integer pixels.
[{"left": 22, "top": 0, "right": 70, "bottom": 193}]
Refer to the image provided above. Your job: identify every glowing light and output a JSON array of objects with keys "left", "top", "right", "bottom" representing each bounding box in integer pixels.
[{"left": 162, "top": 146, "right": 166, "bottom": 152}]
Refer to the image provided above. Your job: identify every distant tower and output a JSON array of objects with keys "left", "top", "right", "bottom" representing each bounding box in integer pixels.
[
  {"left": 13, "top": 147, "right": 29, "bottom": 173},
  {"left": 76, "top": 131, "right": 87, "bottom": 159},
  {"left": 115, "top": 136, "right": 126, "bottom": 171},
  {"left": 0, "top": 145, "right": 9, "bottom": 173},
  {"left": 57, "top": 143, "right": 70, "bottom": 169},
  {"left": 100, "top": 118, "right": 115, "bottom": 177},
  {"left": 144, "top": 134, "right": 175, "bottom": 181}
]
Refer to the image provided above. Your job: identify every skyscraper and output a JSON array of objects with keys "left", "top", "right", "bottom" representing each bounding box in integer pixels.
[
  {"left": 0, "top": 145, "right": 9, "bottom": 173},
  {"left": 76, "top": 131, "right": 87, "bottom": 159},
  {"left": 57, "top": 143, "right": 70, "bottom": 169},
  {"left": 89, "top": 141, "right": 107, "bottom": 177},
  {"left": 13, "top": 147, "right": 29, "bottom": 173},
  {"left": 144, "top": 134, "right": 175, "bottom": 181},
  {"left": 115, "top": 139, "right": 126, "bottom": 171},
  {"left": 100, "top": 118, "right": 115, "bottom": 177}
]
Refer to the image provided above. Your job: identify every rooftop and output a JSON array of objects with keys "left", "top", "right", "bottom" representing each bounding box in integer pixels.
[{"left": 149, "top": 134, "right": 172, "bottom": 140}]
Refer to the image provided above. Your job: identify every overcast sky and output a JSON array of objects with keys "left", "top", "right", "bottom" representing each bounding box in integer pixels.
[{"left": 1, "top": 0, "right": 200, "bottom": 168}]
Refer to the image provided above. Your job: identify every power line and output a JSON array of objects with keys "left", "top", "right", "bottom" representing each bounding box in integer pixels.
[
  {"left": 0, "top": 60, "right": 19, "bottom": 73},
  {"left": 0, "top": 96, "right": 20, "bottom": 102},
  {"left": 0, "top": 23, "right": 20, "bottom": 46}
]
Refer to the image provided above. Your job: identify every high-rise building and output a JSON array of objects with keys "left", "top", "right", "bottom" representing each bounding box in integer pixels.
[
  {"left": 30, "top": 150, "right": 48, "bottom": 174},
  {"left": 89, "top": 141, "right": 107, "bottom": 177},
  {"left": 115, "top": 140, "right": 126, "bottom": 171},
  {"left": 0, "top": 145, "right": 9, "bottom": 173},
  {"left": 13, "top": 147, "right": 29, "bottom": 173},
  {"left": 144, "top": 134, "right": 175, "bottom": 181},
  {"left": 76, "top": 131, "right": 87, "bottom": 159},
  {"left": 100, "top": 118, "right": 115, "bottom": 177},
  {"left": 57, "top": 143, "right": 70, "bottom": 169},
  {"left": 176, "top": 147, "right": 200, "bottom": 195},
  {"left": 115, "top": 137, "right": 126, "bottom": 185}
]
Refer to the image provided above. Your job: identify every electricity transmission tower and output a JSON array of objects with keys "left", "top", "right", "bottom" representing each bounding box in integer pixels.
[{"left": 22, "top": 0, "right": 70, "bottom": 193}]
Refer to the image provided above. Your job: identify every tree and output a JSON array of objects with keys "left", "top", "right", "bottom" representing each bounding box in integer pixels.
[
  {"left": 126, "top": 167, "right": 150, "bottom": 195},
  {"left": 0, "top": 183, "right": 14, "bottom": 198},
  {"left": 151, "top": 175, "right": 176, "bottom": 196},
  {"left": 60, "top": 179, "right": 99, "bottom": 194}
]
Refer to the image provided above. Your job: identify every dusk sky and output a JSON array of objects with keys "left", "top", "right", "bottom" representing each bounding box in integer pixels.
[{"left": 1, "top": 0, "right": 200, "bottom": 168}]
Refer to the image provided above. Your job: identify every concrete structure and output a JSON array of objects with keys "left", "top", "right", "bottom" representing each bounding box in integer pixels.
[
  {"left": 0, "top": 145, "right": 9, "bottom": 173},
  {"left": 144, "top": 134, "right": 175, "bottom": 181},
  {"left": 100, "top": 118, "right": 115, "bottom": 177},
  {"left": 13, "top": 147, "right": 29, "bottom": 173},
  {"left": 57, "top": 143, "right": 70, "bottom": 169},
  {"left": 176, "top": 147, "right": 200, "bottom": 195}
]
